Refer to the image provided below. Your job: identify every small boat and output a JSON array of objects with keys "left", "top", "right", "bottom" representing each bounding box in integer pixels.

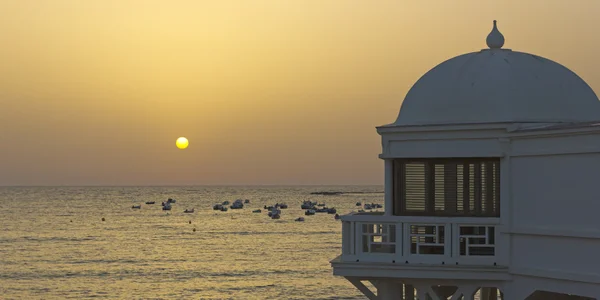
[
  {"left": 167, "top": 198, "right": 176, "bottom": 204},
  {"left": 295, "top": 217, "right": 305, "bottom": 222},
  {"left": 268, "top": 208, "right": 281, "bottom": 217},
  {"left": 327, "top": 208, "right": 337, "bottom": 214},
  {"left": 271, "top": 213, "right": 281, "bottom": 219},
  {"left": 213, "top": 204, "right": 223, "bottom": 210},
  {"left": 184, "top": 208, "right": 195, "bottom": 213},
  {"left": 145, "top": 201, "right": 155, "bottom": 205},
  {"left": 356, "top": 202, "right": 362, "bottom": 206},
  {"left": 316, "top": 208, "right": 328, "bottom": 213},
  {"left": 132, "top": 205, "right": 141, "bottom": 209},
  {"left": 220, "top": 206, "right": 228, "bottom": 212},
  {"left": 364, "top": 204, "right": 373, "bottom": 210},
  {"left": 374, "top": 204, "right": 383, "bottom": 208},
  {"left": 278, "top": 203, "right": 288, "bottom": 209},
  {"left": 301, "top": 200, "right": 315, "bottom": 209},
  {"left": 230, "top": 199, "right": 244, "bottom": 209},
  {"left": 162, "top": 203, "right": 172, "bottom": 211},
  {"left": 222, "top": 200, "right": 230, "bottom": 205},
  {"left": 244, "top": 199, "right": 250, "bottom": 204},
  {"left": 317, "top": 203, "right": 326, "bottom": 207},
  {"left": 305, "top": 209, "right": 316, "bottom": 216},
  {"left": 252, "top": 209, "right": 262, "bottom": 213},
  {"left": 265, "top": 205, "right": 274, "bottom": 210}
]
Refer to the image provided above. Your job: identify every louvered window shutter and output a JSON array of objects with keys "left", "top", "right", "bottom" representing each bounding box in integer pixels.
[{"left": 393, "top": 158, "right": 500, "bottom": 217}]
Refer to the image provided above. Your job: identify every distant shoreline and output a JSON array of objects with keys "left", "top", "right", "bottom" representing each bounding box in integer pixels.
[{"left": 310, "top": 191, "right": 384, "bottom": 195}]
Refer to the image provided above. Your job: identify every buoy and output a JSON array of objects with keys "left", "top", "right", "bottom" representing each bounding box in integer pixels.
[
  {"left": 101, "top": 218, "right": 105, "bottom": 222},
  {"left": 193, "top": 228, "right": 196, "bottom": 232},
  {"left": 70, "top": 220, "right": 73, "bottom": 223},
  {"left": 189, "top": 220, "right": 192, "bottom": 224}
]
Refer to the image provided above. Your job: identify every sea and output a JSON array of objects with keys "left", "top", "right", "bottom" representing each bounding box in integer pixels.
[{"left": 0, "top": 185, "right": 384, "bottom": 300}]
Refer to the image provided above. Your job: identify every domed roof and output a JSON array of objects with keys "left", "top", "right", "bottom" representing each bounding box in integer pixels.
[{"left": 393, "top": 21, "right": 600, "bottom": 126}]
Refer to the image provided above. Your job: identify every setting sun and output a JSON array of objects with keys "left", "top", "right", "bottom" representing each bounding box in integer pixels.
[{"left": 176, "top": 137, "right": 189, "bottom": 149}]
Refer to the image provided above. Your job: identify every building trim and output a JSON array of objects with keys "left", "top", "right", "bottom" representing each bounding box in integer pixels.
[
  {"left": 510, "top": 227, "right": 600, "bottom": 240},
  {"left": 510, "top": 267, "right": 600, "bottom": 284},
  {"left": 331, "top": 258, "right": 511, "bottom": 281},
  {"left": 509, "top": 147, "right": 600, "bottom": 157}
]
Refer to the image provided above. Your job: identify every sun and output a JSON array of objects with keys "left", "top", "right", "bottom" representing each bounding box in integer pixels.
[{"left": 176, "top": 137, "right": 189, "bottom": 149}]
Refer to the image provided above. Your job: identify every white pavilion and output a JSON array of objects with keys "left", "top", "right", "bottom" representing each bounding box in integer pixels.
[{"left": 331, "top": 21, "right": 600, "bottom": 300}]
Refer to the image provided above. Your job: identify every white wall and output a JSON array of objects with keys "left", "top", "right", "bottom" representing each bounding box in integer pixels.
[
  {"left": 509, "top": 134, "right": 600, "bottom": 282},
  {"left": 510, "top": 153, "right": 600, "bottom": 231}
]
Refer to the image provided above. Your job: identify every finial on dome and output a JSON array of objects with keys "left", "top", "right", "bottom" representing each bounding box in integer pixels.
[{"left": 486, "top": 20, "right": 505, "bottom": 49}]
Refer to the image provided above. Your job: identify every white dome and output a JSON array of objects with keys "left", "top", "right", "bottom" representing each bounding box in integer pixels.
[{"left": 394, "top": 23, "right": 600, "bottom": 126}]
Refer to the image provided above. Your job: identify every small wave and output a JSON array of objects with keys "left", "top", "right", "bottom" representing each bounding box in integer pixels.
[
  {"left": 21, "top": 236, "right": 98, "bottom": 242},
  {"left": 200, "top": 231, "right": 337, "bottom": 236}
]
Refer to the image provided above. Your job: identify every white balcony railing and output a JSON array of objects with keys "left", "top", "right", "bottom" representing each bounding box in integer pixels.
[{"left": 340, "top": 213, "right": 505, "bottom": 267}]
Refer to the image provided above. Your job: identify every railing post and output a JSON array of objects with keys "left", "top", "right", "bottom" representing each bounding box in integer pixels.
[
  {"left": 396, "top": 221, "right": 404, "bottom": 260},
  {"left": 451, "top": 223, "right": 459, "bottom": 264},
  {"left": 445, "top": 222, "right": 452, "bottom": 262},
  {"left": 403, "top": 222, "right": 411, "bottom": 259}
]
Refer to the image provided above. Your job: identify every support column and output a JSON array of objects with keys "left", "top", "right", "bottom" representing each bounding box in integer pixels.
[
  {"left": 377, "top": 280, "right": 403, "bottom": 300},
  {"left": 405, "top": 285, "right": 415, "bottom": 300},
  {"left": 384, "top": 159, "right": 393, "bottom": 216},
  {"left": 346, "top": 277, "right": 377, "bottom": 300}
]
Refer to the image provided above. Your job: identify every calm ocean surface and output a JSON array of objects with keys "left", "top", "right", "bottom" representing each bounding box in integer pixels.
[{"left": 0, "top": 185, "right": 383, "bottom": 299}]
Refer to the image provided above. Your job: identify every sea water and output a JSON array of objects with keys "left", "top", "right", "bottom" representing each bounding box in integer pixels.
[{"left": 0, "top": 186, "right": 383, "bottom": 299}]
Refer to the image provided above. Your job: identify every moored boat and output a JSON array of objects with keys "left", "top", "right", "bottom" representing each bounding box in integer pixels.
[
  {"left": 230, "top": 199, "right": 244, "bottom": 209},
  {"left": 301, "top": 200, "right": 316, "bottom": 209}
]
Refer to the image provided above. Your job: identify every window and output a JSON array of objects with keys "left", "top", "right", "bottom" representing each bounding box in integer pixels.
[{"left": 393, "top": 158, "right": 500, "bottom": 217}]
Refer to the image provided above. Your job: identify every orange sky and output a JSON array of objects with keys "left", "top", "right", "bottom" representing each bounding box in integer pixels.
[{"left": 1, "top": 0, "right": 599, "bottom": 186}]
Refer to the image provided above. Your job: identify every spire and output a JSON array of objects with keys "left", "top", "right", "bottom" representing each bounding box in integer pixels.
[{"left": 486, "top": 20, "right": 505, "bottom": 49}]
